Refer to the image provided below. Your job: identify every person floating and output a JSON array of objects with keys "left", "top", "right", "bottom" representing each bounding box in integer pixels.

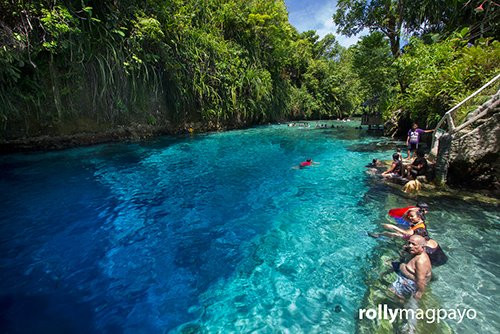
[
  {"left": 366, "top": 158, "right": 382, "bottom": 168},
  {"left": 390, "top": 235, "right": 432, "bottom": 300},
  {"left": 406, "top": 123, "right": 434, "bottom": 160},
  {"left": 381, "top": 153, "right": 403, "bottom": 178},
  {"left": 389, "top": 202, "right": 430, "bottom": 227},
  {"left": 298, "top": 159, "right": 319, "bottom": 168},
  {"left": 378, "top": 210, "right": 427, "bottom": 240}
]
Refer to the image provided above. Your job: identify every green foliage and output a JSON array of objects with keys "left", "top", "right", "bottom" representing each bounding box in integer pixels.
[
  {"left": 351, "top": 32, "right": 396, "bottom": 114},
  {"left": 40, "top": 5, "right": 81, "bottom": 53},
  {"left": 390, "top": 31, "right": 500, "bottom": 127},
  {"left": 334, "top": 1, "right": 498, "bottom": 58},
  {"left": 334, "top": 0, "right": 406, "bottom": 57},
  {"left": 0, "top": 0, "right": 498, "bottom": 139}
]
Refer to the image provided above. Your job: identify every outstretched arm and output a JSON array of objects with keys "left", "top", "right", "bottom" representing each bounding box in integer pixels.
[
  {"left": 382, "top": 163, "right": 395, "bottom": 175},
  {"left": 383, "top": 224, "right": 412, "bottom": 235}
]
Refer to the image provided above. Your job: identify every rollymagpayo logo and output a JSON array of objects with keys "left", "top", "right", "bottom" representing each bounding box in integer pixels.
[{"left": 359, "top": 304, "right": 477, "bottom": 324}]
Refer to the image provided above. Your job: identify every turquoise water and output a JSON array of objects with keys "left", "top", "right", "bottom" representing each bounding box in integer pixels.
[{"left": 0, "top": 123, "right": 498, "bottom": 333}]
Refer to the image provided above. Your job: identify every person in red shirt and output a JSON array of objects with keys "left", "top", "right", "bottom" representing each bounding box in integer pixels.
[{"left": 298, "top": 159, "right": 319, "bottom": 168}]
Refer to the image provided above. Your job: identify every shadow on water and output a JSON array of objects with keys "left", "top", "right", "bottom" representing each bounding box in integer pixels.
[
  {"left": 0, "top": 293, "right": 97, "bottom": 334},
  {"left": 347, "top": 140, "right": 404, "bottom": 153}
]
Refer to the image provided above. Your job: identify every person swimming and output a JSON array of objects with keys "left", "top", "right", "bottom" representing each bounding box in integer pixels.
[
  {"left": 296, "top": 159, "right": 319, "bottom": 169},
  {"left": 300, "top": 159, "right": 313, "bottom": 167},
  {"left": 389, "top": 202, "right": 430, "bottom": 227},
  {"left": 369, "top": 210, "right": 427, "bottom": 240}
]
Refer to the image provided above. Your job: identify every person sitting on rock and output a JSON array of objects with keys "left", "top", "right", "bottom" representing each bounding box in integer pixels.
[
  {"left": 381, "top": 153, "right": 403, "bottom": 178},
  {"left": 407, "top": 150, "right": 428, "bottom": 180}
]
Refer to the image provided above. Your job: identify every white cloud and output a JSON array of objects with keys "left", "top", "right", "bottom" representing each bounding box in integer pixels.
[{"left": 287, "top": 0, "right": 367, "bottom": 47}]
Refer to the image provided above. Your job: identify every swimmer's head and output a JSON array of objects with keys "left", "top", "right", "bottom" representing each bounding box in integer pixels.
[
  {"left": 392, "top": 153, "right": 400, "bottom": 161},
  {"left": 408, "top": 235, "right": 426, "bottom": 254},
  {"left": 408, "top": 210, "right": 424, "bottom": 223},
  {"left": 413, "top": 228, "right": 430, "bottom": 240},
  {"left": 306, "top": 159, "right": 312, "bottom": 162},
  {"left": 417, "top": 202, "right": 429, "bottom": 212}
]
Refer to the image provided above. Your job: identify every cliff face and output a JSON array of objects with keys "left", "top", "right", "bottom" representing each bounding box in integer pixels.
[{"left": 442, "top": 93, "right": 500, "bottom": 192}]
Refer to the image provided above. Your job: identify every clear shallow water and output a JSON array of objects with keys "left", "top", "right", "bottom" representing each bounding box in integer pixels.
[
  {"left": 0, "top": 123, "right": 498, "bottom": 333},
  {"left": 359, "top": 190, "right": 500, "bottom": 334}
]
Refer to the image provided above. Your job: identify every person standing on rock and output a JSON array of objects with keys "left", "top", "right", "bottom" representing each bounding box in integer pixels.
[{"left": 406, "top": 123, "right": 434, "bottom": 160}]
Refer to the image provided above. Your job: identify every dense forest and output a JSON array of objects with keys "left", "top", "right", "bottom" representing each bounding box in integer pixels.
[{"left": 0, "top": 0, "right": 499, "bottom": 140}]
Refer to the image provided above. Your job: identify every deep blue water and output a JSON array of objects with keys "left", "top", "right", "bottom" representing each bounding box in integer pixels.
[{"left": 0, "top": 123, "right": 498, "bottom": 333}]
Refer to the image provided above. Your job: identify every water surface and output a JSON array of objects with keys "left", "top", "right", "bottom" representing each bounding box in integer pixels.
[{"left": 0, "top": 123, "right": 497, "bottom": 333}]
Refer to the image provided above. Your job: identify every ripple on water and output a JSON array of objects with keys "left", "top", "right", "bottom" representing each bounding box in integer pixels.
[{"left": 0, "top": 124, "right": 498, "bottom": 334}]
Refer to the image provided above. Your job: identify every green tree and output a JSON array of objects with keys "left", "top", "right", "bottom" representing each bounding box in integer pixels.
[
  {"left": 334, "top": 0, "right": 408, "bottom": 58},
  {"left": 333, "top": 0, "right": 495, "bottom": 58},
  {"left": 351, "top": 32, "right": 395, "bottom": 114}
]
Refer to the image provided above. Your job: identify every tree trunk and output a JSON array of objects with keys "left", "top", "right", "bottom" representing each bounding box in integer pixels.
[{"left": 49, "top": 53, "right": 63, "bottom": 121}]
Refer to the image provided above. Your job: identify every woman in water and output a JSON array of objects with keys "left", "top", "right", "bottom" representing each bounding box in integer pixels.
[
  {"left": 413, "top": 228, "right": 448, "bottom": 266},
  {"left": 370, "top": 210, "right": 427, "bottom": 240}
]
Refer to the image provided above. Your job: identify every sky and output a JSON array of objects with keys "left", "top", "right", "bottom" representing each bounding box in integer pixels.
[{"left": 284, "top": 0, "right": 367, "bottom": 47}]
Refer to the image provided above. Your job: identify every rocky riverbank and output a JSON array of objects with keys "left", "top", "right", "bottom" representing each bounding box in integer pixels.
[{"left": 0, "top": 121, "right": 256, "bottom": 153}]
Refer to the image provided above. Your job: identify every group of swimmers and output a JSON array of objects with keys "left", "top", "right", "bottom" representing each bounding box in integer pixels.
[
  {"left": 368, "top": 151, "right": 429, "bottom": 184},
  {"left": 298, "top": 154, "right": 445, "bottom": 301},
  {"left": 294, "top": 121, "right": 442, "bottom": 301},
  {"left": 288, "top": 122, "right": 310, "bottom": 127},
  {"left": 287, "top": 122, "right": 350, "bottom": 129},
  {"left": 369, "top": 203, "right": 448, "bottom": 300},
  {"left": 287, "top": 121, "right": 361, "bottom": 129}
]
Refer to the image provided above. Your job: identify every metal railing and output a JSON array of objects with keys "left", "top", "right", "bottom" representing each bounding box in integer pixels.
[{"left": 430, "top": 73, "right": 500, "bottom": 156}]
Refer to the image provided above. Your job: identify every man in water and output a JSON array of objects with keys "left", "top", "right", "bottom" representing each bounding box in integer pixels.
[
  {"left": 391, "top": 235, "right": 432, "bottom": 300},
  {"left": 406, "top": 123, "right": 434, "bottom": 160}
]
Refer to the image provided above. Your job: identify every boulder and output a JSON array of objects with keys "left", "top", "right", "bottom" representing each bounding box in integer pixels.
[{"left": 444, "top": 101, "right": 500, "bottom": 193}]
